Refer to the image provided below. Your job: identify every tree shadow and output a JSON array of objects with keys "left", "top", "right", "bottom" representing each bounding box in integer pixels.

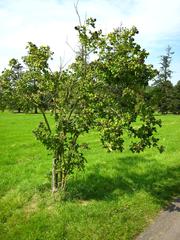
[
  {"left": 166, "top": 198, "right": 180, "bottom": 212},
  {"left": 67, "top": 155, "right": 180, "bottom": 206},
  {"left": 67, "top": 166, "right": 133, "bottom": 200}
]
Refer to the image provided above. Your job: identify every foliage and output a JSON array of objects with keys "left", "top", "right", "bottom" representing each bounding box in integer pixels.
[
  {"left": 91, "top": 26, "right": 162, "bottom": 153},
  {"left": 0, "top": 59, "right": 23, "bottom": 112},
  {"left": 172, "top": 80, "right": 180, "bottom": 114},
  {"left": 20, "top": 42, "right": 54, "bottom": 113}
]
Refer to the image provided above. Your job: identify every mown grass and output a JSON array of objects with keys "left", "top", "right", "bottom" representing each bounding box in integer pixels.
[{"left": 0, "top": 112, "right": 179, "bottom": 240}]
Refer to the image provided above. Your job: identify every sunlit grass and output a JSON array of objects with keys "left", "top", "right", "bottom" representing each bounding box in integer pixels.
[{"left": 0, "top": 112, "right": 179, "bottom": 240}]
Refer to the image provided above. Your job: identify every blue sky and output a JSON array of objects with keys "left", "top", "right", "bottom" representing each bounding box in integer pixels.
[{"left": 0, "top": 0, "right": 179, "bottom": 84}]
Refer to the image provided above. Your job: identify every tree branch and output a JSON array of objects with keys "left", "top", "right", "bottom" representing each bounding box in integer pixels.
[
  {"left": 74, "top": 0, "right": 82, "bottom": 26},
  {"left": 40, "top": 108, "right": 52, "bottom": 133}
]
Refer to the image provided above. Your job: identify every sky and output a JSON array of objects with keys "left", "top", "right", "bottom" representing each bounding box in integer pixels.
[{"left": 0, "top": 0, "right": 180, "bottom": 84}]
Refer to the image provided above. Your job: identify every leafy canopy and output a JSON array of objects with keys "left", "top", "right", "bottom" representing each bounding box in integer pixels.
[{"left": 1, "top": 18, "right": 164, "bottom": 192}]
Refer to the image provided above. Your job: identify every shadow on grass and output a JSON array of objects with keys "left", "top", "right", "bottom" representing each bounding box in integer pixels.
[
  {"left": 66, "top": 155, "right": 180, "bottom": 205},
  {"left": 166, "top": 198, "right": 180, "bottom": 212}
]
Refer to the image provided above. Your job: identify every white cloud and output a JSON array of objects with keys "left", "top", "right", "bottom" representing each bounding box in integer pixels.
[{"left": 129, "top": 0, "right": 180, "bottom": 41}]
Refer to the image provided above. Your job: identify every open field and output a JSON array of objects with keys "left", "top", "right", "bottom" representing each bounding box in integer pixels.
[{"left": 0, "top": 112, "right": 180, "bottom": 240}]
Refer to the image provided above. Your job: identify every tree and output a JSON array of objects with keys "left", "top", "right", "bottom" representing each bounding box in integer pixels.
[
  {"left": 153, "top": 46, "right": 174, "bottom": 113},
  {"left": 172, "top": 80, "right": 180, "bottom": 114},
  {"left": 158, "top": 80, "right": 174, "bottom": 114},
  {"left": 6, "top": 18, "right": 163, "bottom": 193},
  {"left": 159, "top": 45, "right": 174, "bottom": 82},
  {"left": 0, "top": 59, "right": 23, "bottom": 112},
  {"left": 18, "top": 42, "right": 54, "bottom": 114}
]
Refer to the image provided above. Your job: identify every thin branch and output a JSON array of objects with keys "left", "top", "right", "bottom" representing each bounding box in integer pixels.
[
  {"left": 72, "top": 131, "right": 79, "bottom": 147},
  {"left": 74, "top": 0, "right": 82, "bottom": 26},
  {"left": 58, "top": 56, "right": 70, "bottom": 73},
  {"left": 40, "top": 108, "right": 52, "bottom": 133},
  {"left": 67, "top": 98, "right": 80, "bottom": 121},
  {"left": 66, "top": 40, "right": 77, "bottom": 54}
]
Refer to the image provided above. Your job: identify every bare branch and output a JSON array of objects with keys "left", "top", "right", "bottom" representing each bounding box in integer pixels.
[
  {"left": 40, "top": 108, "right": 52, "bottom": 133},
  {"left": 74, "top": 0, "right": 82, "bottom": 26},
  {"left": 66, "top": 40, "right": 77, "bottom": 54}
]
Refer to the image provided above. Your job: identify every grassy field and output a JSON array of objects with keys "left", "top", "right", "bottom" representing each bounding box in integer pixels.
[{"left": 0, "top": 112, "right": 179, "bottom": 240}]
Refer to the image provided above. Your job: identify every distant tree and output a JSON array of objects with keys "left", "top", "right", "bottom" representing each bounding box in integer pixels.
[
  {"left": 153, "top": 46, "right": 174, "bottom": 114},
  {"left": 0, "top": 59, "right": 23, "bottom": 112},
  {"left": 158, "top": 45, "right": 174, "bottom": 83},
  {"left": 5, "top": 18, "right": 164, "bottom": 193},
  {"left": 18, "top": 42, "right": 54, "bottom": 114},
  {"left": 157, "top": 80, "right": 174, "bottom": 114},
  {"left": 144, "top": 85, "right": 157, "bottom": 107},
  {"left": 172, "top": 80, "right": 180, "bottom": 114}
]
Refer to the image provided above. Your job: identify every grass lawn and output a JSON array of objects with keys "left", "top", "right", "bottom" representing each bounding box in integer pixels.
[{"left": 0, "top": 112, "right": 179, "bottom": 240}]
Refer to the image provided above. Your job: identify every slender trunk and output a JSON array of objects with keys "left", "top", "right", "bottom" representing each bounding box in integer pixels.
[
  {"left": 58, "top": 151, "right": 67, "bottom": 191},
  {"left": 40, "top": 108, "right": 51, "bottom": 133},
  {"left": 52, "top": 157, "right": 58, "bottom": 193},
  {"left": 18, "top": 108, "right": 21, "bottom": 113},
  {"left": 61, "top": 170, "right": 65, "bottom": 190},
  {"left": 34, "top": 106, "right": 38, "bottom": 114}
]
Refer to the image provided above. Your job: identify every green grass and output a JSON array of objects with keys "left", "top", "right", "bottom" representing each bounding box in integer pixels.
[{"left": 0, "top": 112, "right": 180, "bottom": 240}]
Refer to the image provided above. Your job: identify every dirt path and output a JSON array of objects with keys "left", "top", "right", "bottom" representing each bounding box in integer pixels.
[{"left": 136, "top": 198, "right": 180, "bottom": 240}]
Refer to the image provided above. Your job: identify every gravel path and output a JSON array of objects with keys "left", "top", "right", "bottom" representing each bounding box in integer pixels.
[{"left": 136, "top": 198, "right": 180, "bottom": 240}]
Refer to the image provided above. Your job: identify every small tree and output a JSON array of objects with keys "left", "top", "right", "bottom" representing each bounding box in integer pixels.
[{"left": 6, "top": 18, "right": 164, "bottom": 193}]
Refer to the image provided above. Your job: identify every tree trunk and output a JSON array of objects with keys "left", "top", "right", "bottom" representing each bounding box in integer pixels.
[
  {"left": 34, "top": 106, "right": 38, "bottom": 114},
  {"left": 60, "top": 170, "right": 66, "bottom": 191},
  {"left": 52, "top": 157, "right": 58, "bottom": 193}
]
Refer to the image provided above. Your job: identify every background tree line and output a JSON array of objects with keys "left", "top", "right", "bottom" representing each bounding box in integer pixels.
[{"left": 0, "top": 46, "right": 179, "bottom": 115}]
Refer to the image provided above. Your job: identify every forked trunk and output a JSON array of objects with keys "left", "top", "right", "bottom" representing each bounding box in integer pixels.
[{"left": 52, "top": 151, "right": 67, "bottom": 193}]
